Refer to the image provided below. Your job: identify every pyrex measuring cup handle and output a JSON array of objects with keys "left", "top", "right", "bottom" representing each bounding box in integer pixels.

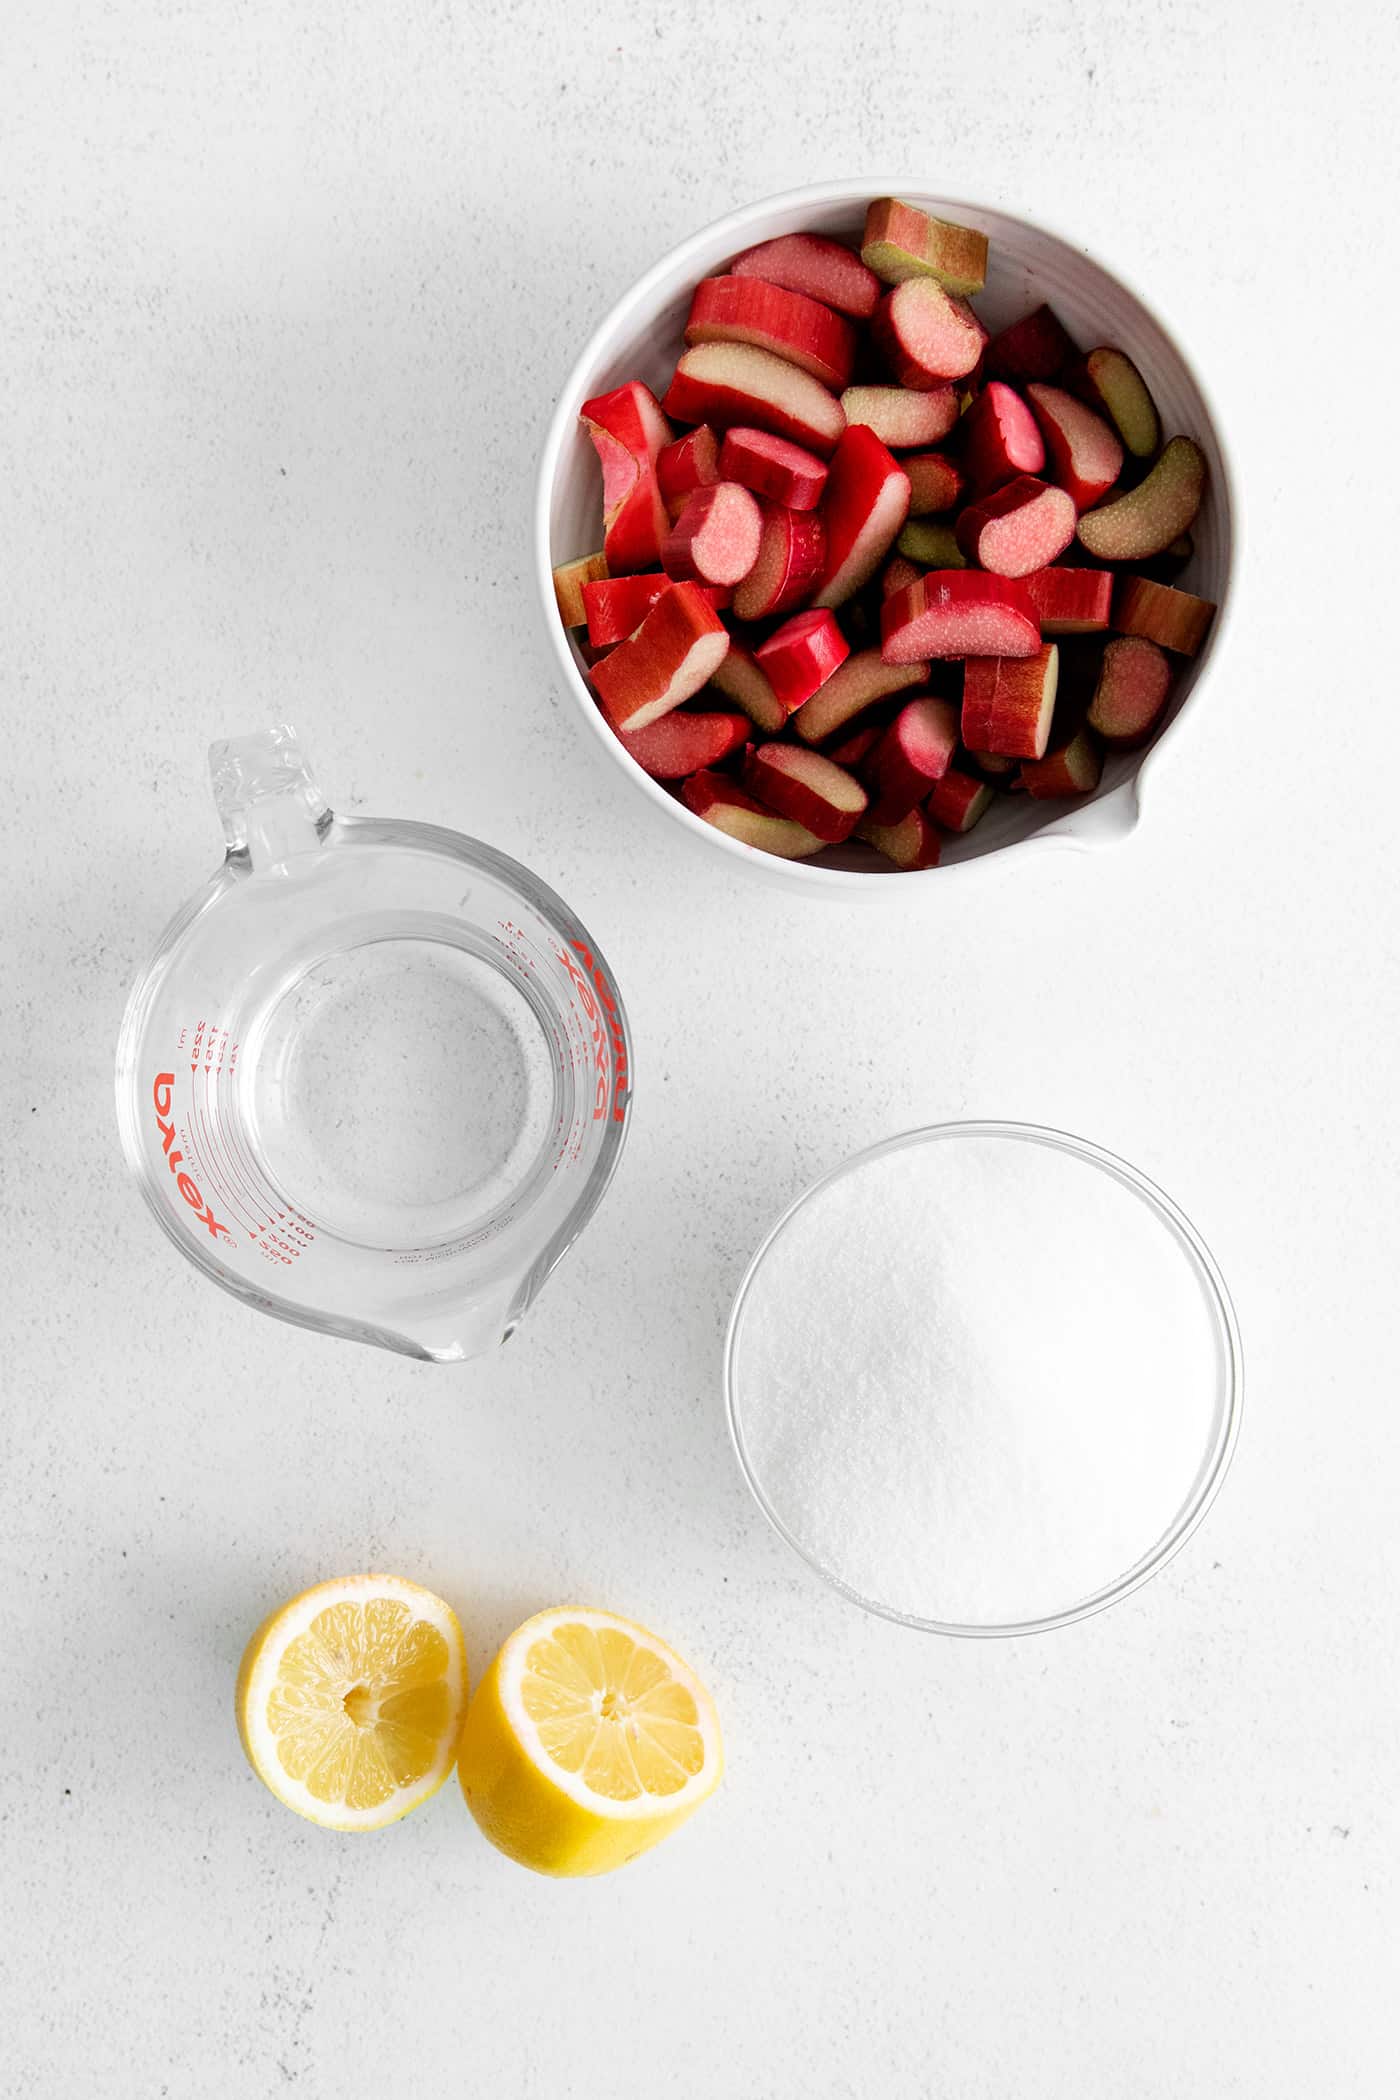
[{"left": 209, "top": 725, "right": 333, "bottom": 870}]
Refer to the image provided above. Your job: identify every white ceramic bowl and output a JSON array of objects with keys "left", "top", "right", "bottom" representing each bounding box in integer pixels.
[{"left": 537, "top": 180, "right": 1237, "bottom": 893}]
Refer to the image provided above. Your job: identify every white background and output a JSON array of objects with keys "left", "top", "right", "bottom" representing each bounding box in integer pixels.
[{"left": 3, "top": 3, "right": 1397, "bottom": 2094}]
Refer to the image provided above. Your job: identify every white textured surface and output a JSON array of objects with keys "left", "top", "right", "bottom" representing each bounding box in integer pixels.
[{"left": 2, "top": 4, "right": 1397, "bottom": 2096}]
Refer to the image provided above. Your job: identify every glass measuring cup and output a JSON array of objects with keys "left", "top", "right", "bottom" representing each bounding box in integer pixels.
[{"left": 116, "top": 728, "right": 631, "bottom": 1360}]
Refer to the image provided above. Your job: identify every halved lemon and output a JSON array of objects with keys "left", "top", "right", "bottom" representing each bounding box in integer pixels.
[
  {"left": 236, "top": 1574, "right": 467, "bottom": 1832},
  {"left": 456, "top": 1607, "right": 723, "bottom": 1876}
]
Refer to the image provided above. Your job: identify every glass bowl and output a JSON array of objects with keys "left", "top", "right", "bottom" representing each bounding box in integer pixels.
[{"left": 724, "top": 1121, "right": 1242, "bottom": 1636}]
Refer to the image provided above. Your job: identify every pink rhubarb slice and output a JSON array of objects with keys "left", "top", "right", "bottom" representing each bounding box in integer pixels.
[
  {"left": 955, "top": 476, "right": 1077, "bottom": 578},
  {"left": 553, "top": 550, "right": 608, "bottom": 628},
  {"left": 754, "top": 607, "right": 850, "bottom": 713},
  {"left": 872, "top": 277, "right": 987, "bottom": 387},
  {"left": 794, "top": 648, "right": 931, "bottom": 743},
  {"left": 1024, "top": 567, "right": 1114, "bottom": 635},
  {"left": 961, "top": 644, "right": 1061, "bottom": 759},
  {"left": 1112, "top": 573, "right": 1215, "bottom": 656},
  {"left": 811, "top": 424, "right": 911, "bottom": 609},
  {"left": 985, "top": 304, "right": 1077, "bottom": 384},
  {"left": 685, "top": 274, "right": 856, "bottom": 390},
  {"left": 592, "top": 582, "right": 730, "bottom": 732},
  {"left": 1086, "top": 635, "right": 1173, "bottom": 748},
  {"left": 1026, "top": 384, "right": 1124, "bottom": 512},
  {"left": 729, "top": 232, "right": 881, "bottom": 319},
  {"left": 961, "top": 380, "right": 1045, "bottom": 495},
  {"left": 840, "top": 384, "right": 959, "bottom": 451},
  {"left": 619, "top": 708, "right": 749, "bottom": 779},
  {"left": 732, "top": 502, "right": 825, "bottom": 622},
  {"left": 743, "top": 742, "right": 868, "bottom": 843},
  {"left": 579, "top": 380, "right": 672, "bottom": 572},
  {"left": 661, "top": 482, "right": 763, "bottom": 587},
  {"left": 718, "top": 425, "right": 828, "bottom": 511},
  {"left": 866, "top": 696, "right": 959, "bottom": 821},
  {"left": 856, "top": 805, "right": 942, "bottom": 870},
  {"left": 860, "top": 198, "right": 988, "bottom": 297},
  {"left": 663, "top": 342, "right": 845, "bottom": 456},
  {"left": 881, "top": 571, "right": 1040, "bottom": 662}
]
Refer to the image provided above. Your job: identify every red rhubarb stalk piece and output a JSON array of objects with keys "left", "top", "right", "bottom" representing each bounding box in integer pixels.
[
  {"left": 1086, "top": 636, "right": 1173, "bottom": 748},
  {"left": 1021, "top": 727, "right": 1104, "bottom": 797},
  {"left": 1026, "top": 384, "right": 1124, "bottom": 511},
  {"left": 960, "top": 380, "right": 1045, "bottom": 496},
  {"left": 811, "top": 424, "right": 911, "bottom": 610},
  {"left": 928, "top": 767, "right": 993, "bottom": 832},
  {"left": 657, "top": 426, "right": 720, "bottom": 521},
  {"left": 961, "top": 644, "right": 1061, "bottom": 759},
  {"left": 731, "top": 502, "right": 826, "bottom": 622},
  {"left": 856, "top": 805, "right": 942, "bottom": 870},
  {"left": 1077, "top": 437, "right": 1207, "bottom": 560},
  {"left": 579, "top": 380, "right": 672, "bottom": 572},
  {"left": 582, "top": 573, "right": 668, "bottom": 647},
  {"left": 661, "top": 482, "right": 763, "bottom": 588},
  {"left": 1067, "top": 347, "right": 1161, "bottom": 459},
  {"left": 794, "top": 648, "right": 931, "bottom": 743},
  {"left": 1113, "top": 574, "right": 1215, "bottom": 657},
  {"left": 729, "top": 232, "right": 881, "bottom": 319},
  {"left": 984, "top": 304, "right": 1078, "bottom": 384},
  {"left": 881, "top": 571, "right": 1040, "bottom": 662},
  {"left": 956, "top": 475, "right": 1077, "bottom": 578},
  {"left": 904, "top": 451, "right": 963, "bottom": 515},
  {"left": 706, "top": 637, "right": 790, "bottom": 733},
  {"left": 866, "top": 697, "right": 960, "bottom": 821},
  {"left": 591, "top": 582, "right": 730, "bottom": 732},
  {"left": 754, "top": 607, "right": 850, "bottom": 713},
  {"left": 681, "top": 769, "right": 823, "bottom": 859},
  {"left": 1024, "top": 567, "right": 1114, "bottom": 635},
  {"left": 685, "top": 274, "right": 856, "bottom": 391},
  {"left": 743, "top": 742, "right": 868, "bottom": 843},
  {"left": 718, "top": 426, "right": 828, "bottom": 511},
  {"left": 553, "top": 550, "right": 608, "bottom": 628},
  {"left": 872, "top": 277, "right": 987, "bottom": 387},
  {"left": 619, "top": 708, "right": 750, "bottom": 779},
  {"left": 861, "top": 198, "right": 988, "bottom": 297},
  {"left": 663, "top": 343, "right": 845, "bottom": 456},
  {"left": 840, "top": 384, "right": 959, "bottom": 450}
]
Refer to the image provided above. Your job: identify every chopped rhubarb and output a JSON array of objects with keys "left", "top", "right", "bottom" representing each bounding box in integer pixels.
[
  {"left": 1021, "top": 727, "right": 1103, "bottom": 797},
  {"left": 663, "top": 342, "right": 845, "bottom": 456},
  {"left": 1068, "top": 347, "right": 1161, "bottom": 459},
  {"left": 882, "top": 571, "right": 1040, "bottom": 663},
  {"left": 1112, "top": 574, "right": 1215, "bottom": 657},
  {"left": 681, "top": 769, "right": 823, "bottom": 858},
  {"left": 718, "top": 426, "right": 828, "bottom": 511},
  {"left": 960, "top": 381, "right": 1046, "bottom": 495},
  {"left": 984, "top": 304, "right": 1077, "bottom": 383},
  {"left": 1024, "top": 567, "right": 1114, "bottom": 635},
  {"left": 896, "top": 519, "right": 965, "bottom": 568},
  {"left": 811, "top": 424, "right": 911, "bottom": 609},
  {"left": 743, "top": 742, "right": 868, "bottom": 842},
  {"left": 840, "top": 384, "right": 959, "bottom": 450},
  {"left": 731, "top": 502, "right": 826, "bottom": 621},
  {"left": 729, "top": 232, "right": 881, "bottom": 319},
  {"left": 1087, "top": 635, "right": 1173, "bottom": 747},
  {"left": 861, "top": 198, "right": 988, "bottom": 297},
  {"left": 1077, "top": 437, "right": 1206, "bottom": 560},
  {"left": 582, "top": 573, "right": 669, "bottom": 647},
  {"left": 866, "top": 697, "right": 960, "bottom": 820},
  {"left": 657, "top": 426, "right": 720, "bottom": 521},
  {"left": 856, "top": 805, "right": 942, "bottom": 870},
  {"left": 754, "top": 607, "right": 850, "bottom": 712},
  {"left": 685, "top": 274, "right": 856, "bottom": 390},
  {"left": 591, "top": 582, "right": 730, "bottom": 732},
  {"left": 706, "top": 638, "right": 790, "bottom": 733},
  {"left": 955, "top": 475, "right": 1077, "bottom": 577},
  {"left": 928, "top": 767, "right": 993, "bottom": 832},
  {"left": 873, "top": 277, "right": 987, "bottom": 387},
  {"left": 961, "top": 644, "right": 1060, "bottom": 759},
  {"left": 553, "top": 550, "right": 608, "bottom": 628},
  {"left": 1026, "top": 384, "right": 1124, "bottom": 511},
  {"left": 619, "top": 708, "right": 750, "bottom": 778},
  {"left": 904, "top": 451, "right": 964, "bottom": 515},
  {"left": 794, "top": 648, "right": 930, "bottom": 743},
  {"left": 661, "top": 482, "right": 763, "bottom": 587},
  {"left": 579, "top": 380, "right": 672, "bottom": 572}
]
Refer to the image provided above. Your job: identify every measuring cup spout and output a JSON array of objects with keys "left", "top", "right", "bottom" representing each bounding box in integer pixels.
[{"left": 210, "top": 725, "right": 332, "bottom": 871}]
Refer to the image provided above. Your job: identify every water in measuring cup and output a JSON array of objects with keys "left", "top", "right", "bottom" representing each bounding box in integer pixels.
[{"left": 241, "top": 932, "right": 561, "bottom": 1251}]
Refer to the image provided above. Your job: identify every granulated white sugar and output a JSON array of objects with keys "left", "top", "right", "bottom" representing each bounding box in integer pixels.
[{"left": 732, "top": 1131, "right": 1224, "bottom": 1627}]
